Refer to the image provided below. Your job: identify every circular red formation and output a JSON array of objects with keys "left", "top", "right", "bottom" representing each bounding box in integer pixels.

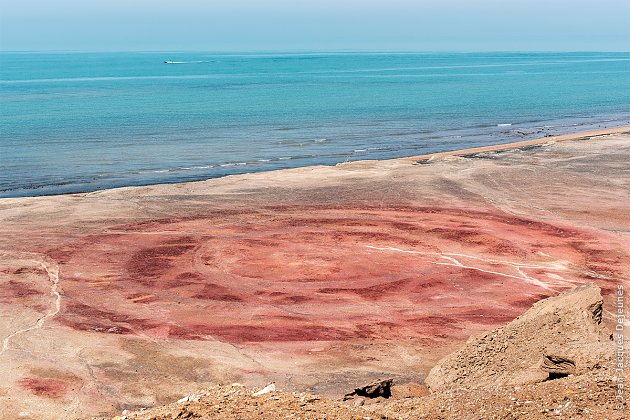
[{"left": 52, "top": 205, "right": 623, "bottom": 344}]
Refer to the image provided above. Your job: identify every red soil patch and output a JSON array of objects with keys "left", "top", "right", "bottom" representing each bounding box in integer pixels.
[
  {"left": 42, "top": 204, "right": 627, "bottom": 348},
  {"left": 193, "top": 283, "right": 244, "bottom": 302},
  {"left": 2, "top": 280, "right": 42, "bottom": 299},
  {"left": 18, "top": 377, "right": 72, "bottom": 399},
  {"left": 12, "top": 267, "right": 46, "bottom": 275},
  {"left": 57, "top": 302, "right": 159, "bottom": 334},
  {"left": 170, "top": 324, "right": 354, "bottom": 343}
]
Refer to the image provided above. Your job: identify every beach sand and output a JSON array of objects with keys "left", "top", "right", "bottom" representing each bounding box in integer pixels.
[{"left": 1, "top": 127, "right": 629, "bottom": 418}]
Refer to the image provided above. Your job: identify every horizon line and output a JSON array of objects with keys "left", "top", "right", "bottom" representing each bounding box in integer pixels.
[{"left": 2, "top": 49, "right": 630, "bottom": 54}]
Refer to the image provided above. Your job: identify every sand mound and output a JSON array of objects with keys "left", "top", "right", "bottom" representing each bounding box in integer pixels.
[{"left": 425, "top": 283, "right": 612, "bottom": 390}]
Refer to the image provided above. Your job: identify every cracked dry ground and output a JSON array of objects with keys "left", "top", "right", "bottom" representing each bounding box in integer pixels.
[{"left": 1, "top": 133, "right": 629, "bottom": 418}]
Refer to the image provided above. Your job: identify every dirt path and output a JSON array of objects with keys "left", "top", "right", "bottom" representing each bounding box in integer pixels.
[
  {"left": 365, "top": 245, "right": 575, "bottom": 291},
  {"left": 0, "top": 252, "right": 61, "bottom": 356}
]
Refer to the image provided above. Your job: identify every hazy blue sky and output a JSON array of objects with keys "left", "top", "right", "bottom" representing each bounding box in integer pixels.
[{"left": 1, "top": 0, "right": 629, "bottom": 51}]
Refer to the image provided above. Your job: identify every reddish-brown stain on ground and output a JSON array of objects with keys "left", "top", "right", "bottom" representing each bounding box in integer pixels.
[
  {"left": 18, "top": 377, "right": 72, "bottom": 399},
  {"left": 33, "top": 204, "right": 627, "bottom": 347},
  {"left": 2, "top": 280, "right": 42, "bottom": 298}
]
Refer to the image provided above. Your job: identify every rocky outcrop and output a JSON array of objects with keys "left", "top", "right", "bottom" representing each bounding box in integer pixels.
[
  {"left": 541, "top": 353, "right": 576, "bottom": 376},
  {"left": 343, "top": 378, "right": 393, "bottom": 400},
  {"left": 425, "top": 283, "right": 612, "bottom": 391}
]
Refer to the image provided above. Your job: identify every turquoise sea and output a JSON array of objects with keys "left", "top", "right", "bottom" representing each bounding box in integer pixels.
[{"left": 1, "top": 52, "right": 629, "bottom": 198}]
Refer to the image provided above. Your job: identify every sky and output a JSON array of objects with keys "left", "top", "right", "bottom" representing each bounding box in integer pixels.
[{"left": 1, "top": 0, "right": 629, "bottom": 52}]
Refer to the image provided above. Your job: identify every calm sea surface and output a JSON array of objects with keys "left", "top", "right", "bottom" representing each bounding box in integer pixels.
[{"left": 1, "top": 52, "right": 629, "bottom": 197}]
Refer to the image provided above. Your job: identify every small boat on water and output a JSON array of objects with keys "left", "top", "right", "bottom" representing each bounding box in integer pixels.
[{"left": 164, "top": 60, "right": 205, "bottom": 64}]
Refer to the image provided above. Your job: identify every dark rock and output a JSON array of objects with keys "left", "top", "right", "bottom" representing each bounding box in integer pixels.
[
  {"left": 587, "top": 300, "right": 603, "bottom": 324},
  {"left": 343, "top": 378, "right": 393, "bottom": 400}
]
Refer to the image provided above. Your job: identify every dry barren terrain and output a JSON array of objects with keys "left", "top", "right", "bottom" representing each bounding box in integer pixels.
[{"left": 1, "top": 128, "right": 629, "bottom": 418}]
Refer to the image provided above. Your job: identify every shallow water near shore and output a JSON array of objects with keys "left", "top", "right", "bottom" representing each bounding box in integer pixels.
[{"left": 1, "top": 51, "right": 629, "bottom": 197}]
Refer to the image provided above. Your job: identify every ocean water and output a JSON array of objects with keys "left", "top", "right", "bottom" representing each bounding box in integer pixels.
[{"left": 1, "top": 51, "right": 629, "bottom": 198}]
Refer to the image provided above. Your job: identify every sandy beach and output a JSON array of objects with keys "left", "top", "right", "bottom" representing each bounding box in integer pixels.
[{"left": 1, "top": 126, "right": 629, "bottom": 418}]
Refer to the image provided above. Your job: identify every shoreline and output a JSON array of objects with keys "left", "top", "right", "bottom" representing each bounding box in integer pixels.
[
  {"left": 2, "top": 125, "right": 629, "bottom": 201},
  {"left": 399, "top": 125, "right": 630, "bottom": 161},
  {"left": 1, "top": 127, "right": 629, "bottom": 418}
]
